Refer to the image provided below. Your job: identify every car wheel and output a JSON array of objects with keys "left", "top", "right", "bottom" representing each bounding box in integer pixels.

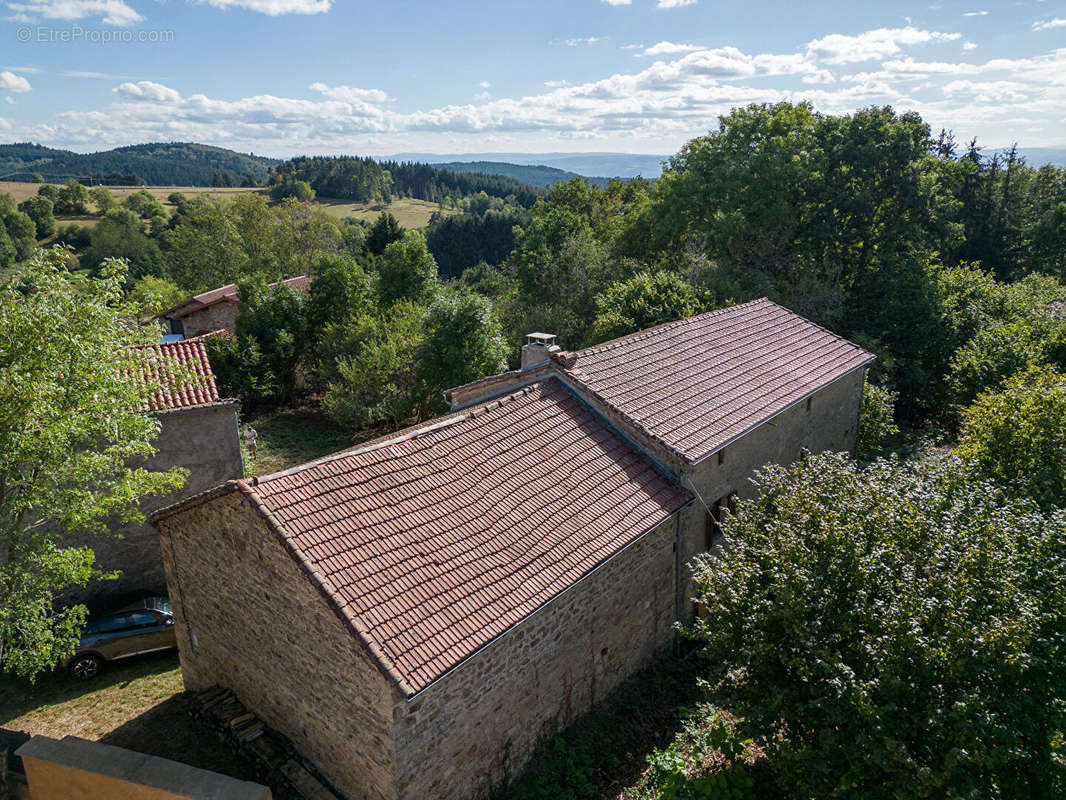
[{"left": 69, "top": 653, "right": 102, "bottom": 681}]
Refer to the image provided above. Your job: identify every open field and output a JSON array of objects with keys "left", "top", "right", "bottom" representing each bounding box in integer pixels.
[
  {"left": 0, "top": 652, "right": 257, "bottom": 782},
  {"left": 240, "top": 406, "right": 355, "bottom": 478},
  {"left": 1, "top": 181, "right": 446, "bottom": 229},
  {"left": 316, "top": 195, "right": 449, "bottom": 228}
]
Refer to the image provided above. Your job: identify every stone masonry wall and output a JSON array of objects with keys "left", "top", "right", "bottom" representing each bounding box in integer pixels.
[
  {"left": 677, "top": 368, "right": 866, "bottom": 609},
  {"left": 392, "top": 513, "right": 681, "bottom": 800},
  {"left": 156, "top": 490, "right": 402, "bottom": 800},
  {"left": 74, "top": 403, "right": 243, "bottom": 604},
  {"left": 176, "top": 302, "right": 239, "bottom": 337}
]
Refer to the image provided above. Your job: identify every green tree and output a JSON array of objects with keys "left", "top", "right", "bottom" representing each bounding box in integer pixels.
[
  {"left": 84, "top": 208, "right": 162, "bottom": 280},
  {"left": 269, "top": 180, "right": 314, "bottom": 203},
  {"left": 205, "top": 332, "right": 276, "bottom": 407},
  {"left": 123, "top": 189, "right": 164, "bottom": 220},
  {"left": 88, "top": 186, "right": 114, "bottom": 215},
  {"left": 0, "top": 249, "right": 187, "bottom": 679},
  {"left": 377, "top": 230, "right": 439, "bottom": 307},
  {"left": 958, "top": 365, "right": 1066, "bottom": 511},
  {"left": 162, "top": 199, "right": 247, "bottom": 291},
  {"left": 856, "top": 381, "right": 899, "bottom": 460},
  {"left": 0, "top": 201, "right": 38, "bottom": 264},
  {"left": 366, "top": 211, "right": 404, "bottom": 256},
  {"left": 55, "top": 180, "right": 89, "bottom": 215},
  {"left": 1029, "top": 201, "right": 1066, "bottom": 279},
  {"left": 418, "top": 288, "right": 508, "bottom": 410},
  {"left": 323, "top": 301, "right": 426, "bottom": 430},
  {"left": 36, "top": 184, "right": 60, "bottom": 204},
  {"left": 235, "top": 276, "right": 310, "bottom": 405},
  {"left": 306, "top": 255, "right": 373, "bottom": 340},
  {"left": 590, "top": 270, "right": 708, "bottom": 344},
  {"left": 17, "top": 196, "right": 56, "bottom": 240},
  {"left": 690, "top": 452, "right": 1066, "bottom": 797},
  {"left": 126, "top": 275, "right": 186, "bottom": 319}
]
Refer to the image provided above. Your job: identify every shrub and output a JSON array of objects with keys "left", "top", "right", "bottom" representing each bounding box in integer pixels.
[
  {"left": 856, "top": 380, "right": 899, "bottom": 459},
  {"left": 689, "top": 452, "right": 1066, "bottom": 798},
  {"left": 958, "top": 364, "right": 1066, "bottom": 511}
]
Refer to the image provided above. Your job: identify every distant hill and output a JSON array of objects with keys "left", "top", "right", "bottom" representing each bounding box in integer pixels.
[
  {"left": 387, "top": 152, "right": 669, "bottom": 180},
  {"left": 432, "top": 161, "right": 611, "bottom": 189},
  {"left": 991, "top": 147, "right": 1066, "bottom": 168},
  {"left": 0, "top": 142, "right": 280, "bottom": 186}
]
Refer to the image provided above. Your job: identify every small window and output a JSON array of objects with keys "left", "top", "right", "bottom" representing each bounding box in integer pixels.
[
  {"left": 717, "top": 449, "right": 725, "bottom": 466},
  {"left": 806, "top": 396, "right": 812, "bottom": 412}
]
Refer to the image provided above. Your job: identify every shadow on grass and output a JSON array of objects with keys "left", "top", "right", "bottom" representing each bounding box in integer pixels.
[
  {"left": 494, "top": 652, "right": 704, "bottom": 800},
  {"left": 101, "top": 694, "right": 261, "bottom": 782},
  {"left": 0, "top": 651, "right": 181, "bottom": 727},
  {"left": 240, "top": 406, "right": 353, "bottom": 478}
]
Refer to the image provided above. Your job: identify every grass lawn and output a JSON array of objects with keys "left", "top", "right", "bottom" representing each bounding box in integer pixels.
[
  {"left": 316, "top": 196, "right": 450, "bottom": 229},
  {"left": 240, "top": 405, "right": 355, "bottom": 478},
  {"left": 0, "top": 652, "right": 259, "bottom": 782}
]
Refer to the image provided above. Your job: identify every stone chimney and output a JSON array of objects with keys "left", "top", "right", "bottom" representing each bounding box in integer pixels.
[{"left": 521, "top": 332, "right": 560, "bottom": 370}]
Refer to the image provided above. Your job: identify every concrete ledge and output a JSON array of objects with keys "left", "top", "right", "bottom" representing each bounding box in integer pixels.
[{"left": 16, "top": 735, "right": 270, "bottom": 800}]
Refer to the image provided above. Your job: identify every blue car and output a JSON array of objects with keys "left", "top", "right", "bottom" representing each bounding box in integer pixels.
[{"left": 64, "top": 596, "right": 177, "bottom": 680}]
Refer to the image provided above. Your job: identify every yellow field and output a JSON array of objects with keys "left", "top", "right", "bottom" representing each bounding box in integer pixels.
[{"left": 0, "top": 182, "right": 447, "bottom": 229}]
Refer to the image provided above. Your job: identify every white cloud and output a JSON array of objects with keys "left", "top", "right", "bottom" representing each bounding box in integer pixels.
[
  {"left": 4, "top": 96, "right": 14, "bottom": 105},
  {"left": 963, "top": 41, "right": 977, "bottom": 51},
  {"left": 565, "top": 36, "right": 602, "bottom": 46},
  {"left": 1033, "top": 18, "right": 1066, "bottom": 31},
  {"left": 962, "top": 10, "right": 988, "bottom": 16},
  {"left": 6, "top": 0, "right": 142, "bottom": 25},
  {"left": 601, "top": 0, "right": 631, "bottom": 5},
  {"left": 309, "top": 82, "right": 388, "bottom": 104},
  {"left": 657, "top": 0, "right": 696, "bottom": 7},
  {"left": 643, "top": 41, "right": 703, "bottom": 56},
  {"left": 0, "top": 71, "right": 32, "bottom": 93},
  {"left": 114, "top": 81, "right": 182, "bottom": 102},
  {"left": 0, "top": 118, "right": 11, "bottom": 130},
  {"left": 479, "top": 81, "right": 491, "bottom": 89},
  {"left": 195, "top": 0, "right": 331, "bottom": 13},
  {"left": 806, "top": 26, "right": 961, "bottom": 64}
]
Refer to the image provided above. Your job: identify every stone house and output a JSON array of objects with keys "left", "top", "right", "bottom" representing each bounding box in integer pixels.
[
  {"left": 160, "top": 275, "right": 311, "bottom": 338},
  {"left": 79, "top": 336, "right": 244, "bottom": 603},
  {"left": 151, "top": 298, "right": 874, "bottom": 800}
]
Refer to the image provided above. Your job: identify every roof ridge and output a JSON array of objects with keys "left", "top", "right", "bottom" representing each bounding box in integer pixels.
[
  {"left": 254, "top": 381, "right": 545, "bottom": 485},
  {"left": 571, "top": 297, "right": 769, "bottom": 360}
]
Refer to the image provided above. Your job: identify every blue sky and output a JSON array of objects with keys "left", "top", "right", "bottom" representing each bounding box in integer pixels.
[{"left": 0, "top": 0, "right": 1064, "bottom": 156}]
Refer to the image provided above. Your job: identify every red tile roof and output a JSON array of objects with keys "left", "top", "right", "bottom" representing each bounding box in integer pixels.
[
  {"left": 136, "top": 336, "right": 222, "bottom": 412},
  {"left": 247, "top": 379, "right": 690, "bottom": 694},
  {"left": 166, "top": 275, "right": 311, "bottom": 319},
  {"left": 558, "top": 298, "right": 875, "bottom": 462}
]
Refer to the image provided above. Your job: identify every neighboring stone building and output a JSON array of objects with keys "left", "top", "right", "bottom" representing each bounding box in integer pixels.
[
  {"left": 152, "top": 298, "right": 874, "bottom": 800},
  {"left": 79, "top": 337, "right": 243, "bottom": 603},
  {"left": 160, "top": 275, "right": 311, "bottom": 338}
]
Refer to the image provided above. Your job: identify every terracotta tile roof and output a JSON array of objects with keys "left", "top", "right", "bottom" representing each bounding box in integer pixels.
[
  {"left": 248, "top": 379, "right": 691, "bottom": 694},
  {"left": 136, "top": 336, "right": 221, "bottom": 412},
  {"left": 166, "top": 275, "right": 311, "bottom": 319},
  {"left": 558, "top": 298, "right": 875, "bottom": 462}
]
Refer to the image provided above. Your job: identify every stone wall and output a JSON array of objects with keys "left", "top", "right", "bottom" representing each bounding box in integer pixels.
[
  {"left": 176, "top": 302, "right": 239, "bottom": 338},
  {"left": 393, "top": 513, "right": 681, "bottom": 800},
  {"left": 676, "top": 368, "right": 867, "bottom": 608},
  {"left": 156, "top": 491, "right": 402, "bottom": 800},
  {"left": 73, "top": 403, "right": 243, "bottom": 604}
]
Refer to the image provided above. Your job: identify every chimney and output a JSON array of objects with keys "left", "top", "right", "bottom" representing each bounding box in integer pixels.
[{"left": 521, "top": 332, "right": 560, "bottom": 370}]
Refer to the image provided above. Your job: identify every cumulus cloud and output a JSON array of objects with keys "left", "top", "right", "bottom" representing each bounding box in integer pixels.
[
  {"left": 6, "top": 0, "right": 142, "bottom": 25},
  {"left": 309, "top": 82, "right": 388, "bottom": 104},
  {"left": 195, "top": 0, "right": 331, "bottom": 13},
  {"left": 114, "top": 81, "right": 182, "bottom": 102},
  {"left": 806, "top": 27, "right": 961, "bottom": 64},
  {"left": 643, "top": 41, "right": 703, "bottom": 56},
  {"left": 0, "top": 71, "right": 32, "bottom": 93},
  {"left": 1033, "top": 18, "right": 1066, "bottom": 31}
]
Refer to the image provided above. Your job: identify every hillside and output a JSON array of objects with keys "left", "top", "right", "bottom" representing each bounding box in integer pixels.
[
  {"left": 0, "top": 142, "right": 279, "bottom": 186},
  {"left": 432, "top": 161, "right": 610, "bottom": 188},
  {"left": 388, "top": 151, "right": 669, "bottom": 179}
]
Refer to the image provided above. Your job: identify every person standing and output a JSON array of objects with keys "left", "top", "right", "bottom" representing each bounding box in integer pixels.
[{"left": 243, "top": 425, "right": 259, "bottom": 460}]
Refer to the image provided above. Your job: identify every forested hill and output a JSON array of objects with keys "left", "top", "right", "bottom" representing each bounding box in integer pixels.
[
  {"left": 432, "top": 161, "right": 610, "bottom": 188},
  {"left": 0, "top": 142, "right": 279, "bottom": 186},
  {"left": 271, "top": 156, "right": 543, "bottom": 207}
]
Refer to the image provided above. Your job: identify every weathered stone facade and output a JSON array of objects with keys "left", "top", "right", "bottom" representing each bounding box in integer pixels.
[
  {"left": 394, "top": 514, "right": 680, "bottom": 799},
  {"left": 170, "top": 302, "right": 239, "bottom": 338},
  {"left": 75, "top": 403, "right": 243, "bottom": 603},
  {"left": 156, "top": 491, "right": 403, "bottom": 800}
]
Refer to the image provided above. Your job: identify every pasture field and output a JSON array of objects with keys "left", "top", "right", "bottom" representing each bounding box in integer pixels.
[{"left": 0, "top": 181, "right": 447, "bottom": 229}]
